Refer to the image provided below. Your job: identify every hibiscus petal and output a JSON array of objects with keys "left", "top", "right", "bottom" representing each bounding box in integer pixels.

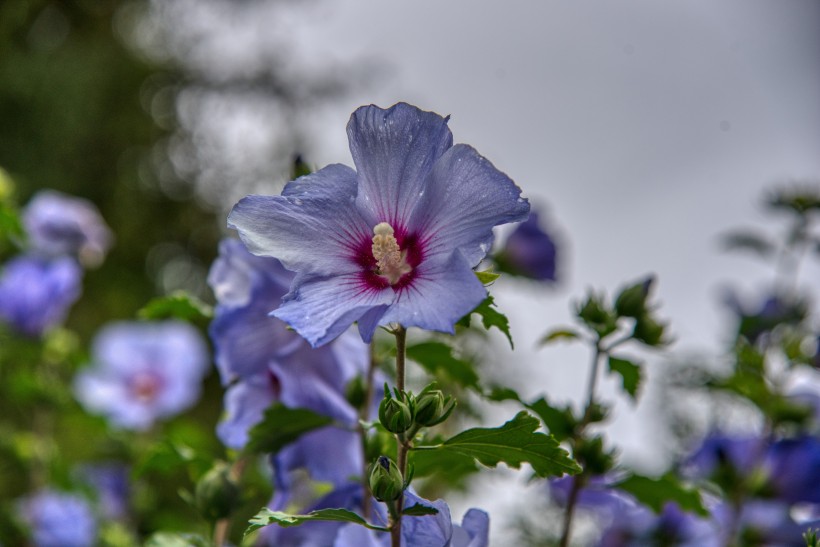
[
  {"left": 378, "top": 252, "right": 486, "bottom": 335},
  {"left": 348, "top": 103, "right": 453, "bottom": 227},
  {"left": 274, "top": 272, "right": 395, "bottom": 347},
  {"left": 228, "top": 164, "right": 372, "bottom": 275},
  {"left": 410, "top": 143, "right": 530, "bottom": 267}
]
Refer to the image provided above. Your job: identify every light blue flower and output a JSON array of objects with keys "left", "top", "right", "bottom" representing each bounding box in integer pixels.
[
  {"left": 23, "top": 190, "right": 112, "bottom": 267},
  {"left": 330, "top": 491, "right": 489, "bottom": 547},
  {"left": 0, "top": 254, "right": 81, "bottom": 337},
  {"left": 229, "top": 102, "right": 529, "bottom": 346},
  {"left": 73, "top": 321, "right": 209, "bottom": 430},
  {"left": 208, "top": 239, "right": 368, "bottom": 449},
  {"left": 17, "top": 490, "right": 97, "bottom": 547}
]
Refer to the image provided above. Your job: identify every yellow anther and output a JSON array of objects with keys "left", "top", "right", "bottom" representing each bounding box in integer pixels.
[{"left": 372, "top": 222, "right": 412, "bottom": 285}]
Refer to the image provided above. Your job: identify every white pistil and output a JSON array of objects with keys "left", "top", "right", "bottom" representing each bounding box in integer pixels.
[{"left": 372, "top": 222, "right": 412, "bottom": 285}]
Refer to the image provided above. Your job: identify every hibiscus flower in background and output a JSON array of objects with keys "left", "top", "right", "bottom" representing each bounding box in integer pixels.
[
  {"left": 23, "top": 190, "right": 112, "bottom": 268},
  {"left": 17, "top": 490, "right": 97, "bottom": 547},
  {"left": 208, "top": 238, "right": 368, "bottom": 450},
  {"left": 0, "top": 254, "right": 81, "bottom": 337},
  {"left": 493, "top": 210, "right": 558, "bottom": 282},
  {"left": 229, "top": 102, "right": 530, "bottom": 347},
  {"left": 73, "top": 321, "right": 209, "bottom": 430}
]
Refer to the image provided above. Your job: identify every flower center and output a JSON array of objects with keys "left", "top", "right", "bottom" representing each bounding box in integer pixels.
[
  {"left": 371, "top": 222, "right": 412, "bottom": 285},
  {"left": 130, "top": 371, "right": 162, "bottom": 403}
]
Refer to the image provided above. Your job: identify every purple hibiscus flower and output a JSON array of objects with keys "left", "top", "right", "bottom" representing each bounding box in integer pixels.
[
  {"left": 73, "top": 321, "right": 209, "bottom": 430},
  {"left": 228, "top": 102, "right": 530, "bottom": 346},
  {"left": 598, "top": 502, "right": 718, "bottom": 547},
  {"left": 23, "top": 190, "right": 112, "bottom": 267},
  {"left": 208, "top": 239, "right": 368, "bottom": 449},
  {"left": 0, "top": 254, "right": 81, "bottom": 337},
  {"left": 494, "top": 210, "right": 558, "bottom": 282},
  {"left": 17, "top": 490, "right": 97, "bottom": 547},
  {"left": 762, "top": 436, "right": 820, "bottom": 504}
]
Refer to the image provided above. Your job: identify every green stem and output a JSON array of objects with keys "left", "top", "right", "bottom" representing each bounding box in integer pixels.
[
  {"left": 391, "top": 326, "right": 408, "bottom": 547},
  {"left": 559, "top": 341, "right": 604, "bottom": 547}
]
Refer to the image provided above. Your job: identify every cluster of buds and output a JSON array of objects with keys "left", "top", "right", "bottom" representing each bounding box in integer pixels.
[{"left": 377, "top": 383, "right": 456, "bottom": 436}]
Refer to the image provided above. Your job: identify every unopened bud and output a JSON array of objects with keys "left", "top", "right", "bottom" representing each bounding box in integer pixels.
[
  {"left": 615, "top": 276, "right": 654, "bottom": 318},
  {"left": 413, "top": 386, "right": 456, "bottom": 427},
  {"left": 194, "top": 461, "right": 239, "bottom": 522},
  {"left": 369, "top": 456, "right": 404, "bottom": 502},
  {"left": 379, "top": 390, "right": 413, "bottom": 434}
]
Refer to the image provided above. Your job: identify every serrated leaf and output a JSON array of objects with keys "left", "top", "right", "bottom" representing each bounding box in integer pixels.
[
  {"left": 608, "top": 356, "right": 642, "bottom": 401},
  {"left": 402, "top": 503, "right": 440, "bottom": 516},
  {"left": 537, "top": 328, "right": 580, "bottom": 346},
  {"left": 527, "top": 397, "right": 577, "bottom": 442},
  {"left": 406, "top": 341, "right": 480, "bottom": 390},
  {"left": 145, "top": 532, "right": 210, "bottom": 547},
  {"left": 413, "top": 411, "right": 580, "bottom": 477},
  {"left": 409, "top": 441, "right": 480, "bottom": 484},
  {"left": 138, "top": 290, "right": 213, "bottom": 321},
  {"left": 613, "top": 473, "right": 707, "bottom": 516},
  {"left": 482, "top": 387, "right": 577, "bottom": 442},
  {"left": 475, "top": 270, "right": 501, "bottom": 285},
  {"left": 458, "top": 295, "right": 514, "bottom": 348},
  {"left": 245, "top": 507, "right": 390, "bottom": 536},
  {"left": 246, "top": 404, "right": 332, "bottom": 454}
]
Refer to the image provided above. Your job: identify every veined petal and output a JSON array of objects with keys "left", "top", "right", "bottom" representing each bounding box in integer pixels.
[
  {"left": 410, "top": 144, "right": 530, "bottom": 267},
  {"left": 348, "top": 103, "right": 453, "bottom": 227},
  {"left": 378, "top": 252, "right": 486, "bottom": 334},
  {"left": 273, "top": 272, "right": 394, "bottom": 347},
  {"left": 228, "top": 164, "right": 372, "bottom": 275}
]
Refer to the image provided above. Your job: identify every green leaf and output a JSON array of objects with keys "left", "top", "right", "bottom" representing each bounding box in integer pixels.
[
  {"left": 613, "top": 473, "right": 707, "bottom": 516},
  {"left": 413, "top": 412, "right": 580, "bottom": 477},
  {"left": 409, "top": 440, "right": 480, "bottom": 484},
  {"left": 138, "top": 290, "right": 213, "bottom": 321},
  {"left": 458, "top": 295, "right": 514, "bottom": 348},
  {"left": 402, "top": 503, "right": 440, "bottom": 516},
  {"left": 245, "top": 507, "right": 390, "bottom": 536},
  {"left": 406, "top": 341, "right": 480, "bottom": 390},
  {"left": 527, "top": 397, "right": 577, "bottom": 442},
  {"left": 145, "top": 532, "right": 210, "bottom": 547},
  {"left": 537, "top": 328, "right": 580, "bottom": 346},
  {"left": 607, "top": 356, "right": 642, "bottom": 401},
  {"left": 246, "top": 404, "right": 333, "bottom": 454},
  {"left": 475, "top": 270, "right": 501, "bottom": 285},
  {"left": 482, "top": 387, "right": 577, "bottom": 442}
]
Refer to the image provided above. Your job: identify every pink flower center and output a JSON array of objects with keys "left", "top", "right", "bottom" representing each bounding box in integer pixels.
[{"left": 130, "top": 371, "right": 163, "bottom": 403}]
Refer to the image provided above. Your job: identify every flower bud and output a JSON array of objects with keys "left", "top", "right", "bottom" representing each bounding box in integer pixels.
[
  {"left": 632, "top": 315, "right": 668, "bottom": 347},
  {"left": 369, "top": 456, "right": 404, "bottom": 502},
  {"left": 614, "top": 276, "right": 654, "bottom": 318},
  {"left": 413, "top": 387, "right": 456, "bottom": 427},
  {"left": 379, "top": 392, "right": 413, "bottom": 434},
  {"left": 194, "top": 461, "right": 239, "bottom": 522}
]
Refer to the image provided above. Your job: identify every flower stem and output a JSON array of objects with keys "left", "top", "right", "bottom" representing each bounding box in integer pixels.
[
  {"left": 558, "top": 341, "right": 604, "bottom": 547},
  {"left": 391, "top": 325, "right": 408, "bottom": 547}
]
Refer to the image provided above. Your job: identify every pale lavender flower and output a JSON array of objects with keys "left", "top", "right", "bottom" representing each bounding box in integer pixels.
[
  {"left": 494, "top": 210, "right": 557, "bottom": 281},
  {"left": 598, "top": 502, "right": 718, "bottom": 547},
  {"left": 0, "top": 254, "right": 81, "bottom": 337},
  {"left": 330, "top": 491, "right": 489, "bottom": 547},
  {"left": 17, "top": 490, "right": 97, "bottom": 547},
  {"left": 74, "top": 321, "right": 209, "bottom": 430},
  {"left": 23, "top": 190, "right": 112, "bottom": 267},
  {"left": 229, "top": 102, "right": 529, "bottom": 346},
  {"left": 208, "top": 239, "right": 368, "bottom": 449}
]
